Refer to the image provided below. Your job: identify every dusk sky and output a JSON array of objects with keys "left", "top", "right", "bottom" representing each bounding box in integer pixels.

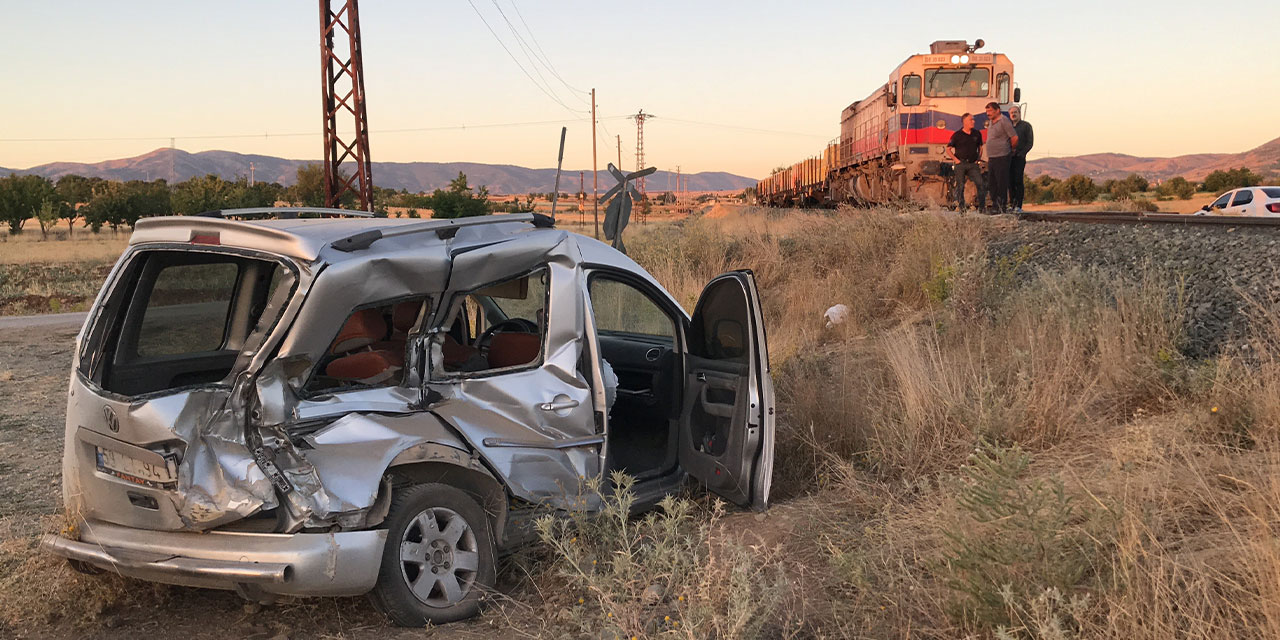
[{"left": 4, "top": 0, "right": 1278, "bottom": 178}]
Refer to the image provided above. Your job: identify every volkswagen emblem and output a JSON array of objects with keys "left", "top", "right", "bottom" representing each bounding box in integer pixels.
[{"left": 103, "top": 406, "right": 120, "bottom": 433}]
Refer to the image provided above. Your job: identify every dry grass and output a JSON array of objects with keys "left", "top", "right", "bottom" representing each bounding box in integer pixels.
[
  {"left": 612, "top": 204, "right": 1280, "bottom": 638},
  {"left": 11, "top": 204, "right": 1280, "bottom": 638},
  {"left": 0, "top": 229, "right": 130, "bottom": 264}
]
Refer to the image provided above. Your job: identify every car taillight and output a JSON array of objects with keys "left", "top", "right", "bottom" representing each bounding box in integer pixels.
[
  {"left": 1266, "top": 203, "right": 1280, "bottom": 213},
  {"left": 189, "top": 232, "right": 221, "bottom": 245}
]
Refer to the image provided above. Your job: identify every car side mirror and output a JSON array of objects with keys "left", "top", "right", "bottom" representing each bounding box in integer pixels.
[{"left": 1013, "top": 87, "right": 1021, "bottom": 103}]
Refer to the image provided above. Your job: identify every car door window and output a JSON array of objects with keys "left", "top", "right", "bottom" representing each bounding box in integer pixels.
[
  {"left": 306, "top": 298, "right": 429, "bottom": 393},
  {"left": 1232, "top": 190, "right": 1254, "bottom": 207},
  {"left": 589, "top": 278, "right": 675, "bottom": 339},
  {"left": 435, "top": 269, "right": 547, "bottom": 376},
  {"left": 1210, "top": 193, "right": 1232, "bottom": 209}
]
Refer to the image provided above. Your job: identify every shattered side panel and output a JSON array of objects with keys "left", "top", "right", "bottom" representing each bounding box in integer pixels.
[
  {"left": 428, "top": 234, "right": 602, "bottom": 507},
  {"left": 288, "top": 411, "right": 471, "bottom": 529}
]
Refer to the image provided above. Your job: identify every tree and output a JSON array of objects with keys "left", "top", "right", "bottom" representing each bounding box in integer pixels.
[
  {"left": 289, "top": 163, "right": 355, "bottom": 208},
  {"left": 290, "top": 164, "right": 326, "bottom": 207},
  {"left": 55, "top": 174, "right": 99, "bottom": 236},
  {"left": 1106, "top": 173, "right": 1149, "bottom": 199},
  {"left": 1156, "top": 176, "right": 1196, "bottom": 200},
  {"left": 448, "top": 171, "right": 472, "bottom": 194},
  {"left": 426, "top": 172, "right": 490, "bottom": 219},
  {"left": 1202, "top": 167, "right": 1262, "bottom": 193},
  {"left": 35, "top": 199, "right": 59, "bottom": 239},
  {"left": 121, "top": 180, "right": 171, "bottom": 226},
  {"left": 83, "top": 181, "right": 127, "bottom": 233},
  {"left": 0, "top": 174, "right": 57, "bottom": 234},
  {"left": 171, "top": 174, "right": 238, "bottom": 214},
  {"left": 1053, "top": 175, "right": 1100, "bottom": 204}
]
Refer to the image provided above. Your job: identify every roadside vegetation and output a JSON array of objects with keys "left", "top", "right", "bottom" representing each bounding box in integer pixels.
[
  {"left": 5, "top": 205, "right": 1280, "bottom": 638},
  {"left": 520, "top": 205, "right": 1280, "bottom": 638}
]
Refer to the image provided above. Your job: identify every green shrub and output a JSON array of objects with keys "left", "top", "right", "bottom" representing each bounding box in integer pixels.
[{"left": 943, "top": 440, "right": 1110, "bottom": 636}]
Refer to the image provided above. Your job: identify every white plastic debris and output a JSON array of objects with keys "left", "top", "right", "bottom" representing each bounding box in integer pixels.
[{"left": 823, "top": 304, "right": 850, "bottom": 329}]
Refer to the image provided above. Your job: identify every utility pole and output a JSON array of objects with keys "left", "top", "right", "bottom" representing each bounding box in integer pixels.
[
  {"left": 578, "top": 171, "right": 585, "bottom": 225},
  {"left": 320, "top": 0, "right": 374, "bottom": 211},
  {"left": 676, "top": 165, "right": 681, "bottom": 200},
  {"left": 616, "top": 135, "right": 621, "bottom": 171},
  {"left": 591, "top": 88, "right": 599, "bottom": 239},
  {"left": 551, "top": 127, "right": 566, "bottom": 219},
  {"left": 632, "top": 110, "right": 653, "bottom": 194},
  {"left": 249, "top": 162, "right": 256, "bottom": 187}
]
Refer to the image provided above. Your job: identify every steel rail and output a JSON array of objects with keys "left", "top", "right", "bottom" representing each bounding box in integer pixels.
[{"left": 1022, "top": 211, "right": 1280, "bottom": 227}]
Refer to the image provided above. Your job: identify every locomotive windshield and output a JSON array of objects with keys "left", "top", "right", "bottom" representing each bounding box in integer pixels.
[{"left": 924, "top": 68, "right": 991, "bottom": 97}]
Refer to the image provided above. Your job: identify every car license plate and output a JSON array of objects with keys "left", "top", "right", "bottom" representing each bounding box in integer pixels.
[{"left": 95, "top": 446, "right": 179, "bottom": 489}]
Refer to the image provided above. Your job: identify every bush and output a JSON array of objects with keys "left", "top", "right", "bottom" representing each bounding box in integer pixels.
[
  {"left": 1202, "top": 167, "right": 1262, "bottom": 193},
  {"left": 1156, "top": 176, "right": 1196, "bottom": 200},
  {"left": 943, "top": 440, "right": 1108, "bottom": 633},
  {"left": 1053, "top": 175, "right": 1100, "bottom": 204}
]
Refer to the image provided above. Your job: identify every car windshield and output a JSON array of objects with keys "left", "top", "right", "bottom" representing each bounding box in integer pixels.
[{"left": 924, "top": 68, "right": 991, "bottom": 97}]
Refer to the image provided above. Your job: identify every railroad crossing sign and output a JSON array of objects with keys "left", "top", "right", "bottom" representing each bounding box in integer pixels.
[{"left": 601, "top": 163, "right": 656, "bottom": 254}]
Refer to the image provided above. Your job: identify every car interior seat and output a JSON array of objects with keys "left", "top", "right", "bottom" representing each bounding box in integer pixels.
[
  {"left": 486, "top": 332, "right": 541, "bottom": 369},
  {"left": 325, "top": 308, "right": 403, "bottom": 384}
]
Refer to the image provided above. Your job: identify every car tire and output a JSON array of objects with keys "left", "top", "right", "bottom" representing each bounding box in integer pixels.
[{"left": 369, "top": 483, "right": 496, "bottom": 626}]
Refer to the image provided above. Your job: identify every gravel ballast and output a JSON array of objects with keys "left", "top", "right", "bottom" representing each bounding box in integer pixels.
[{"left": 989, "top": 220, "right": 1280, "bottom": 358}]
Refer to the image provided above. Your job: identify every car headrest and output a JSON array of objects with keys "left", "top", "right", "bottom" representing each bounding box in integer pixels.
[
  {"left": 325, "top": 349, "right": 401, "bottom": 385},
  {"left": 392, "top": 301, "right": 421, "bottom": 333},
  {"left": 487, "top": 332, "right": 541, "bottom": 369},
  {"left": 330, "top": 309, "right": 387, "bottom": 354}
]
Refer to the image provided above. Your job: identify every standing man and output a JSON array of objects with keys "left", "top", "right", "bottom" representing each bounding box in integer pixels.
[
  {"left": 1009, "top": 105, "right": 1034, "bottom": 212},
  {"left": 945, "top": 113, "right": 986, "bottom": 214},
  {"left": 983, "top": 102, "right": 1018, "bottom": 214}
]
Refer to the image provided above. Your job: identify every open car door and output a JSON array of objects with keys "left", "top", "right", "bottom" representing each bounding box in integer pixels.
[{"left": 678, "top": 270, "right": 775, "bottom": 510}]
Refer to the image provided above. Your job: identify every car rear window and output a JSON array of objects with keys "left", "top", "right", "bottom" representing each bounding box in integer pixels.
[
  {"left": 1263, "top": 187, "right": 1280, "bottom": 198},
  {"left": 137, "top": 263, "right": 239, "bottom": 356}
]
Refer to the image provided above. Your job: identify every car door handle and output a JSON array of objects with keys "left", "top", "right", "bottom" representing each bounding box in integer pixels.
[{"left": 539, "top": 398, "right": 580, "bottom": 412}]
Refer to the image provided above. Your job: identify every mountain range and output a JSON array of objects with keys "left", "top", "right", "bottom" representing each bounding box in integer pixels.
[
  {"left": 6, "top": 136, "right": 1277, "bottom": 192},
  {"left": 0, "top": 148, "right": 756, "bottom": 194},
  {"left": 1026, "top": 136, "right": 1280, "bottom": 182}
]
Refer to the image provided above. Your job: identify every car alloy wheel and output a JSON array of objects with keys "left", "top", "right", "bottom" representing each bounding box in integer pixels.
[{"left": 398, "top": 506, "right": 480, "bottom": 607}]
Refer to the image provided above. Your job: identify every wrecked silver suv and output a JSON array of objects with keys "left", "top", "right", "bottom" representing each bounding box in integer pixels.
[{"left": 42, "top": 209, "right": 775, "bottom": 626}]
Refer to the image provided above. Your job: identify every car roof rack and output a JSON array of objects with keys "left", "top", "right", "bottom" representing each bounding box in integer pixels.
[
  {"left": 330, "top": 213, "right": 543, "bottom": 252},
  {"left": 194, "top": 207, "right": 375, "bottom": 219}
]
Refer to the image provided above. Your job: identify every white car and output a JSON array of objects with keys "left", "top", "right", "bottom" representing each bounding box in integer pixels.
[{"left": 1199, "top": 187, "right": 1280, "bottom": 216}]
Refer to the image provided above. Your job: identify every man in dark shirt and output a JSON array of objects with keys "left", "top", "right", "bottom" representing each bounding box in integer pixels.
[
  {"left": 946, "top": 113, "right": 986, "bottom": 213},
  {"left": 1009, "top": 105, "right": 1034, "bottom": 212}
]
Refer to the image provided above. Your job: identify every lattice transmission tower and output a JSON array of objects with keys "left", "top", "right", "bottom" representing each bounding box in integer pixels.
[
  {"left": 319, "top": 0, "right": 374, "bottom": 210},
  {"left": 632, "top": 110, "right": 653, "bottom": 194}
]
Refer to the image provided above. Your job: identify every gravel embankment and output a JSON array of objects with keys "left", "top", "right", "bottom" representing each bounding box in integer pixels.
[{"left": 989, "top": 221, "right": 1280, "bottom": 358}]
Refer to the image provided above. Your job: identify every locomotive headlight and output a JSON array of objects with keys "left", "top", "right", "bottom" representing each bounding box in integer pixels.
[
  {"left": 960, "top": 54, "right": 970, "bottom": 64},
  {"left": 950, "top": 55, "right": 960, "bottom": 64}
]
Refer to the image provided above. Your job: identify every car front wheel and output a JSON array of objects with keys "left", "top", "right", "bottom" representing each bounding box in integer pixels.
[{"left": 370, "top": 483, "right": 496, "bottom": 626}]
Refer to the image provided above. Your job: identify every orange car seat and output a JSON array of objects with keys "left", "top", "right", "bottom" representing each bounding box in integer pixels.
[
  {"left": 487, "top": 332, "right": 541, "bottom": 369},
  {"left": 325, "top": 308, "right": 401, "bottom": 384}
]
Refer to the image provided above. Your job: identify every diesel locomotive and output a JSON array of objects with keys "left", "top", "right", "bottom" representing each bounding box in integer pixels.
[{"left": 757, "top": 39, "right": 1024, "bottom": 207}]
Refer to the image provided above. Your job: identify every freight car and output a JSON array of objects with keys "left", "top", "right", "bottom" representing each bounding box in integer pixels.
[{"left": 758, "top": 40, "right": 1023, "bottom": 207}]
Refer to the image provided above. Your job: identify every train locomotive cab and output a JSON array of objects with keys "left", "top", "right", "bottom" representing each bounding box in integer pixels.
[{"left": 757, "top": 39, "right": 1024, "bottom": 209}]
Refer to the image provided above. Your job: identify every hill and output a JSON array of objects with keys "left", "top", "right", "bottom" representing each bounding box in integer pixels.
[
  {"left": 1, "top": 148, "right": 757, "bottom": 194},
  {"left": 1027, "top": 135, "right": 1280, "bottom": 181}
]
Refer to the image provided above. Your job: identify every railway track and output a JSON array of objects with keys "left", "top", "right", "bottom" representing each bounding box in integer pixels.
[{"left": 1022, "top": 211, "right": 1280, "bottom": 227}]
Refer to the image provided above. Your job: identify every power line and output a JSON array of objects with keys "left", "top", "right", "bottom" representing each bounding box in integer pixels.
[
  {"left": 0, "top": 117, "right": 633, "bottom": 144},
  {"left": 507, "top": 1, "right": 590, "bottom": 97},
  {"left": 488, "top": 0, "right": 566, "bottom": 108},
  {"left": 464, "top": 0, "right": 587, "bottom": 115}
]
